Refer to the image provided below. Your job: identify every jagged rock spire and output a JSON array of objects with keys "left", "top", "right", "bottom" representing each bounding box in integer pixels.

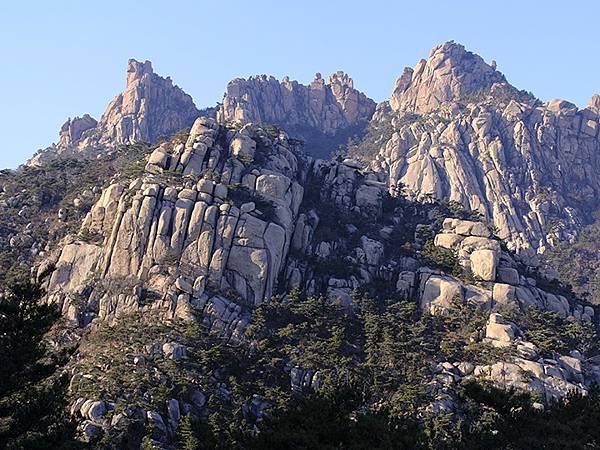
[
  {"left": 588, "top": 94, "right": 600, "bottom": 114},
  {"left": 58, "top": 114, "right": 97, "bottom": 147}
]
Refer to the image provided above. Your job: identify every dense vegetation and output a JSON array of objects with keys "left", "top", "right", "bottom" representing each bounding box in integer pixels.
[
  {"left": 250, "top": 382, "right": 600, "bottom": 450},
  {"left": 64, "top": 286, "right": 597, "bottom": 449},
  {"left": 0, "top": 281, "right": 79, "bottom": 449},
  {"left": 543, "top": 219, "right": 600, "bottom": 304}
]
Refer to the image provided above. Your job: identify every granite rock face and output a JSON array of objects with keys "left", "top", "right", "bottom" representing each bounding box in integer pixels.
[
  {"left": 15, "top": 43, "right": 600, "bottom": 445},
  {"left": 94, "top": 59, "right": 198, "bottom": 146},
  {"left": 28, "top": 59, "right": 199, "bottom": 165},
  {"left": 217, "top": 72, "right": 376, "bottom": 157},
  {"left": 389, "top": 41, "right": 507, "bottom": 114},
  {"left": 44, "top": 118, "right": 304, "bottom": 343},
  {"left": 368, "top": 42, "right": 600, "bottom": 255},
  {"left": 58, "top": 114, "right": 98, "bottom": 147}
]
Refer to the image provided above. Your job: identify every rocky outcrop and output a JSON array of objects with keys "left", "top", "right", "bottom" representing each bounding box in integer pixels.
[
  {"left": 93, "top": 59, "right": 198, "bottom": 146},
  {"left": 28, "top": 59, "right": 199, "bottom": 166},
  {"left": 43, "top": 118, "right": 304, "bottom": 341},
  {"left": 217, "top": 72, "right": 376, "bottom": 157},
  {"left": 418, "top": 218, "right": 590, "bottom": 322},
  {"left": 368, "top": 42, "right": 600, "bottom": 255},
  {"left": 588, "top": 94, "right": 600, "bottom": 114},
  {"left": 390, "top": 41, "right": 507, "bottom": 114},
  {"left": 58, "top": 114, "right": 98, "bottom": 147}
]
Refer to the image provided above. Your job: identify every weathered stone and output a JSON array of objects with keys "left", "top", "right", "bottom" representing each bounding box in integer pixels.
[
  {"left": 485, "top": 313, "right": 517, "bottom": 347},
  {"left": 497, "top": 267, "right": 519, "bottom": 285},
  {"left": 420, "top": 274, "right": 462, "bottom": 314},
  {"left": 87, "top": 401, "right": 107, "bottom": 422},
  {"left": 217, "top": 72, "right": 375, "bottom": 157},
  {"left": 470, "top": 249, "right": 499, "bottom": 281},
  {"left": 162, "top": 342, "right": 187, "bottom": 360}
]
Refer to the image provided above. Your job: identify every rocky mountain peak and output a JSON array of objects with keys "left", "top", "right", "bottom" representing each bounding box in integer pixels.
[
  {"left": 217, "top": 71, "right": 376, "bottom": 156},
  {"left": 390, "top": 41, "right": 507, "bottom": 114},
  {"left": 588, "top": 94, "right": 600, "bottom": 113},
  {"left": 95, "top": 59, "right": 198, "bottom": 146},
  {"left": 28, "top": 59, "right": 199, "bottom": 166},
  {"left": 365, "top": 42, "right": 600, "bottom": 256},
  {"left": 546, "top": 98, "right": 578, "bottom": 115},
  {"left": 329, "top": 70, "right": 354, "bottom": 89},
  {"left": 126, "top": 58, "right": 154, "bottom": 85}
]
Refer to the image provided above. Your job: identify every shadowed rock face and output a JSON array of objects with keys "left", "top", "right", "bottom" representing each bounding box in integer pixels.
[
  {"left": 366, "top": 42, "right": 600, "bottom": 256},
  {"left": 217, "top": 72, "right": 376, "bottom": 157}
]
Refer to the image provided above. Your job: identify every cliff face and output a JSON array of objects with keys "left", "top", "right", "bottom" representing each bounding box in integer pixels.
[
  {"left": 28, "top": 59, "right": 199, "bottom": 166},
  {"left": 217, "top": 72, "right": 376, "bottom": 157},
  {"left": 360, "top": 42, "right": 600, "bottom": 256},
  {"left": 44, "top": 118, "right": 305, "bottom": 341}
]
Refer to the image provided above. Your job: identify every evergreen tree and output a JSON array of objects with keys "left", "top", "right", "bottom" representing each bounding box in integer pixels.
[
  {"left": 178, "top": 414, "right": 200, "bottom": 450},
  {"left": 0, "top": 280, "right": 78, "bottom": 449}
]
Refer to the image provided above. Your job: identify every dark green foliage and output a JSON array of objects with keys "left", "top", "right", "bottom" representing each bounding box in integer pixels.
[
  {"left": 284, "top": 122, "right": 369, "bottom": 160},
  {"left": 436, "top": 198, "right": 484, "bottom": 222},
  {"left": 345, "top": 114, "right": 395, "bottom": 163},
  {"left": 246, "top": 290, "right": 358, "bottom": 379},
  {"left": 247, "top": 387, "right": 417, "bottom": 450},
  {"left": 503, "top": 306, "right": 598, "bottom": 357},
  {"left": 248, "top": 378, "right": 600, "bottom": 450},
  {"left": 178, "top": 414, "right": 200, "bottom": 450},
  {"left": 0, "top": 280, "right": 78, "bottom": 449},
  {"left": 311, "top": 253, "right": 358, "bottom": 279},
  {"left": 543, "top": 218, "right": 600, "bottom": 304},
  {"left": 422, "top": 239, "right": 462, "bottom": 277},
  {"left": 227, "top": 184, "right": 277, "bottom": 222},
  {"left": 453, "top": 380, "right": 600, "bottom": 449},
  {"left": 58, "top": 282, "right": 600, "bottom": 448},
  {"left": 462, "top": 83, "right": 540, "bottom": 107}
]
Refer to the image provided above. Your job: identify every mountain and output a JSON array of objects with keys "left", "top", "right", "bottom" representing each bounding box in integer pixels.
[
  {"left": 389, "top": 41, "right": 508, "bottom": 114},
  {"left": 28, "top": 59, "right": 199, "bottom": 166},
  {"left": 217, "top": 71, "right": 376, "bottom": 158},
  {"left": 356, "top": 41, "right": 600, "bottom": 257},
  {"left": 2, "top": 42, "right": 600, "bottom": 448}
]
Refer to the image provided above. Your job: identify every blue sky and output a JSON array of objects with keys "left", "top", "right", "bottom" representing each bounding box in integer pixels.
[{"left": 1, "top": 0, "right": 599, "bottom": 168}]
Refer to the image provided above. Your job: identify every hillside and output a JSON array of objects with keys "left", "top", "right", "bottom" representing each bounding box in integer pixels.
[{"left": 1, "top": 42, "right": 600, "bottom": 449}]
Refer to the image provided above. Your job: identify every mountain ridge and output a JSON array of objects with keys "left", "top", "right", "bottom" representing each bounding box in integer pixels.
[{"left": 4, "top": 40, "right": 600, "bottom": 448}]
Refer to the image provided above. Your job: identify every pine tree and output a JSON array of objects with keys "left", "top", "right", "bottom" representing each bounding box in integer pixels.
[
  {"left": 0, "top": 280, "right": 77, "bottom": 449},
  {"left": 178, "top": 414, "right": 199, "bottom": 450}
]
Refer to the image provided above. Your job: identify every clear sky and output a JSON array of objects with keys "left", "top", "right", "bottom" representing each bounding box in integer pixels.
[{"left": 1, "top": 0, "right": 599, "bottom": 168}]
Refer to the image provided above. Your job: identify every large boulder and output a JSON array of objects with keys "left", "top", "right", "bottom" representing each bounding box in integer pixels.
[
  {"left": 470, "top": 249, "right": 499, "bottom": 281},
  {"left": 420, "top": 274, "right": 462, "bottom": 314},
  {"left": 485, "top": 313, "right": 518, "bottom": 347},
  {"left": 162, "top": 342, "right": 187, "bottom": 360}
]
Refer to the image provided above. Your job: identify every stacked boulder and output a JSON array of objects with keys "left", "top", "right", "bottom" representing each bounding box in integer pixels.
[
  {"left": 43, "top": 118, "right": 304, "bottom": 341},
  {"left": 415, "top": 217, "right": 592, "bottom": 323}
]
